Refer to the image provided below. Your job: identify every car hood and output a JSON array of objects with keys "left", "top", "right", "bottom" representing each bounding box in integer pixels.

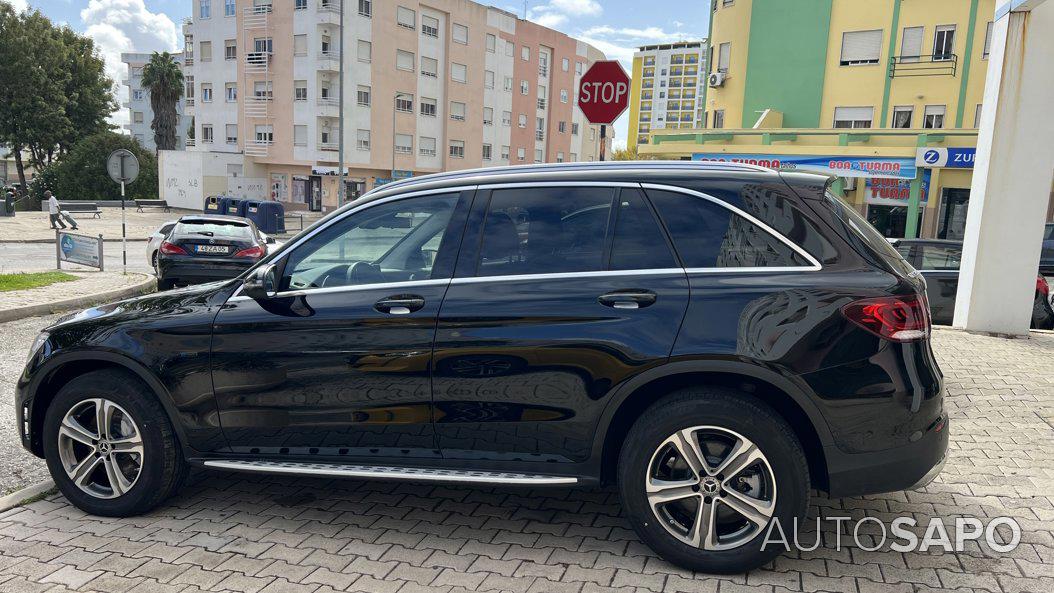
[{"left": 48, "top": 279, "right": 239, "bottom": 331}]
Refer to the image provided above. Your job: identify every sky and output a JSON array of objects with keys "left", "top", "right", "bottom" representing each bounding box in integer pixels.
[{"left": 17, "top": 0, "right": 710, "bottom": 149}]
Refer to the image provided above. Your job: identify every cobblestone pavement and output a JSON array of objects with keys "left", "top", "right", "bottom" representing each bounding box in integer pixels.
[
  {"left": 0, "top": 272, "right": 151, "bottom": 312},
  {"left": 0, "top": 327, "right": 1052, "bottom": 592}
]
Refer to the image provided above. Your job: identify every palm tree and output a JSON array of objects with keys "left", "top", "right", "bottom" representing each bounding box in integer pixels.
[{"left": 140, "top": 52, "right": 184, "bottom": 152}]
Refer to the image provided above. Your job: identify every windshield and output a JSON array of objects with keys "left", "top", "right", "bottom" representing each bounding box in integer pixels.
[{"left": 174, "top": 222, "right": 253, "bottom": 239}]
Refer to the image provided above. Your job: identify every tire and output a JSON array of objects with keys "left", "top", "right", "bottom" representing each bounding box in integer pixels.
[
  {"left": 151, "top": 251, "right": 159, "bottom": 275},
  {"left": 618, "top": 387, "right": 809, "bottom": 573},
  {"left": 42, "top": 369, "right": 186, "bottom": 517},
  {"left": 157, "top": 277, "right": 175, "bottom": 291}
]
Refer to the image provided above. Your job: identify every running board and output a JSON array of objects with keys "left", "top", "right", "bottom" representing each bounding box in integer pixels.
[{"left": 202, "top": 459, "right": 578, "bottom": 485}]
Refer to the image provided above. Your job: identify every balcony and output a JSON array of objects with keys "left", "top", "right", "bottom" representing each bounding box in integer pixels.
[
  {"left": 889, "top": 53, "right": 958, "bottom": 77},
  {"left": 185, "top": 97, "right": 195, "bottom": 107},
  {"left": 537, "top": 98, "right": 546, "bottom": 110},
  {"left": 671, "top": 56, "right": 684, "bottom": 65},
  {"left": 245, "top": 139, "right": 272, "bottom": 156},
  {"left": 318, "top": 141, "right": 338, "bottom": 152},
  {"left": 317, "top": 96, "right": 339, "bottom": 116},
  {"left": 185, "top": 138, "right": 196, "bottom": 147},
  {"left": 183, "top": 56, "right": 194, "bottom": 66},
  {"left": 317, "top": 1, "right": 341, "bottom": 24},
  {"left": 245, "top": 52, "right": 271, "bottom": 73},
  {"left": 317, "top": 50, "right": 339, "bottom": 71},
  {"left": 535, "top": 130, "right": 545, "bottom": 141},
  {"left": 643, "top": 58, "right": 655, "bottom": 66}
]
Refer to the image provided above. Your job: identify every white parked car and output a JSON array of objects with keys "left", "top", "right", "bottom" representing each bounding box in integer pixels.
[{"left": 146, "top": 220, "right": 281, "bottom": 275}]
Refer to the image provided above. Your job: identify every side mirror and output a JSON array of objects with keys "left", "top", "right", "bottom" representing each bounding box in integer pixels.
[{"left": 242, "top": 263, "right": 277, "bottom": 301}]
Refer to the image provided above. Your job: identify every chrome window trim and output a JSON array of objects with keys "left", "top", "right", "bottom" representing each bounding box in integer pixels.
[
  {"left": 450, "top": 268, "right": 686, "bottom": 286},
  {"left": 227, "top": 185, "right": 476, "bottom": 302},
  {"left": 640, "top": 183, "right": 823, "bottom": 272},
  {"left": 227, "top": 278, "right": 451, "bottom": 303},
  {"left": 475, "top": 181, "right": 641, "bottom": 189}
]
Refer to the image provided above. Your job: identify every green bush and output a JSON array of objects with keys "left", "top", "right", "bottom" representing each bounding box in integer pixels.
[{"left": 43, "top": 132, "right": 158, "bottom": 202}]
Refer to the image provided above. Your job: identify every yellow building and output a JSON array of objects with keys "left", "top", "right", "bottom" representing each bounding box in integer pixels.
[
  {"left": 637, "top": 0, "right": 1020, "bottom": 240},
  {"left": 627, "top": 41, "right": 707, "bottom": 148}
]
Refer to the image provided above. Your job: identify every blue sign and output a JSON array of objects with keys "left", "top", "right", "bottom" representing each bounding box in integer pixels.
[
  {"left": 391, "top": 170, "right": 413, "bottom": 180},
  {"left": 914, "top": 147, "right": 975, "bottom": 168},
  {"left": 693, "top": 153, "right": 917, "bottom": 180},
  {"left": 60, "top": 234, "right": 75, "bottom": 257}
]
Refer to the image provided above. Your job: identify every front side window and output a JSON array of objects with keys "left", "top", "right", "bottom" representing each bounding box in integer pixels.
[
  {"left": 281, "top": 194, "right": 459, "bottom": 291},
  {"left": 648, "top": 189, "right": 810, "bottom": 268},
  {"left": 476, "top": 187, "right": 615, "bottom": 277}
]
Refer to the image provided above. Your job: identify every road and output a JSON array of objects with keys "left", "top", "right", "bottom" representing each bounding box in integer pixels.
[{"left": 0, "top": 241, "right": 155, "bottom": 275}]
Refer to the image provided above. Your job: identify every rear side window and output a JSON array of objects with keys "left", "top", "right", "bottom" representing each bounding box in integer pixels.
[
  {"left": 918, "top": 244, "right": 961, "bottom": 270},
  {"left": 477, "top": 187, "right": 614, "bottom": 276},
  {"left": 609, "top": 189, "right": 677, "bottom": 270},
  {"left": 647, "top": 189, "right": 810, "bottom": 268}
]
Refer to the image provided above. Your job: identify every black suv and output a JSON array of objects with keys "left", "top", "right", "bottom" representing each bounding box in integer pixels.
[{"left": 16, "top": 162, "right": 946, "bottom": 573}]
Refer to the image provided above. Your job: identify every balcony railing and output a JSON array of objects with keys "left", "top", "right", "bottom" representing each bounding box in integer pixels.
[
  {"left": 537, "top": 98, "right": 546, "bottom": 110},
  {"left": 185, "top": 138, "right": 196, "bottom": 147},
  {"left": 318, "top": 1, "right": 340, "bottom": 13},
  {"left": 317, "top": 96, "right": 339, "bottom": 107},
  {"left": 889, "top": 53, "right": 958, "bottom": 77},
  {"left": 535, "top": 130, "right": 544, "bottom": 141},
  {"left": 318, "top": 141, "right": 338, "bottom": 151}
]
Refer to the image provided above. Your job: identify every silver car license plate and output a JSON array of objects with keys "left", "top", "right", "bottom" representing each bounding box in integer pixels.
[{"left": 195, "top": 245, "right": 228, "bottom": 254}]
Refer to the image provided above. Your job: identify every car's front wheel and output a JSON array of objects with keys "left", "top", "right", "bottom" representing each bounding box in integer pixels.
[
  {"left": 42, "top": 369, "right": 186, "bottom": 517},
  {"left": 618, "top": 387, "right": 809, "bottom": 573}
]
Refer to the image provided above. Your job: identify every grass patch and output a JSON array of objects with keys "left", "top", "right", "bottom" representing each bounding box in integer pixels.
[{"left": 0, "top": 271, "right": 78, "bottom": 292}]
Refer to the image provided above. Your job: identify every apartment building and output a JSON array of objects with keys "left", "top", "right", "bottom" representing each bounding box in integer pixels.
[
  {"left": 627, "top": 41, "right": 707, "bottom": 147},
  {"left": 179, "top": 0, "right": 609, "bottom": 211},
  {"left": 121, "top": 52, "right": 188, "bottom": 151}
]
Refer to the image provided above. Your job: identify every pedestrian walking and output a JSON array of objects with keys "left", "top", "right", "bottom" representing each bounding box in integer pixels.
[{"left": 45, "top": 190, "right": 78, "bottom": 230}]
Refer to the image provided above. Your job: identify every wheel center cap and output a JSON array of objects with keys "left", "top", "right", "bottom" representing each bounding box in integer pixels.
[
  {"left": 97, "top": 441, "right": 111, "bottom": 454},
  {"left": 701, "top": 477, "right": 719, "bottom": 494}
]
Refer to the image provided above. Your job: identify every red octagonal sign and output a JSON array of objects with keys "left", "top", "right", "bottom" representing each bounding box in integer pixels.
[{"left": 577, "top": 60, "right": 630, "bottom": 125}]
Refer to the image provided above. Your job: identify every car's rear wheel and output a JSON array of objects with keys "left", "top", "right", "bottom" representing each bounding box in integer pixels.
[
  {"left": 151, "top": 251, "right": 159, "bottom": 274},
  {"left": 618, "top": 387, "right": 809, "bottom": 573},
  {"left": 42, "top": 369, "right": 186, "bottom": 517},
  {"left": 157, "top": 277, "right": 175, "bottom": 291}
]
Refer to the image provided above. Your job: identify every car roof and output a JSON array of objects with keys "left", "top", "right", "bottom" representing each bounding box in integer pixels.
[
  {"left": 177, "top": 214, "right": 252, "bottom": 225},
  {"left": 353, "top": 161, "right": 828, "bottom": 206}
]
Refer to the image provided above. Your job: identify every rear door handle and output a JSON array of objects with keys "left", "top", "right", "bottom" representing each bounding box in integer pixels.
[
  {"left": 598, "top": 290, "right": 657, "bottom": 309},
  {"left": 375, "top": 294, "right": 426, "bottom": 315}
]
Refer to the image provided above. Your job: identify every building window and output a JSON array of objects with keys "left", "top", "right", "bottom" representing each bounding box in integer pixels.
[
  {"left": 501, "top": 145, "right": 510, "bottom": 160},
  {"left": 201, "top": 83, "right": 213, "bottom": 102},
  {"left": 713, "top": 109, "right": 725, "bottom": 129},
  {"left": 520, "top": 80, "right": 529, "bottom": 95},
  {"left": 502, "top": 110, "right": 511, "bottom": 126},
  {"left": 293, "top": 125, "right": 306, "bottom": 146},
  {"left": 132, "top": 90, "right": 144, "bottom": 101},
  {"left": 421, "top": 57, "right": 438, "bottom": 78},
  {"left": 255, "top": 125, "right": 274, "bottom": 144},
  {"left": 933, "top": 25, "right": 955, "bottom": 61},
  {"left": 562, "top": 58, "right": 569, "bottom": 72},
  {"left": 295, "top": 0, "right": 307, "bottom": 9},
  {"left": 396, "top": 94, "right": 414, "bottom": 112},
  {"left": 358, "top": 40, "right": 371, "bottom": 62},
  {"left": 483, "top": 107, "right": 493, "bottom": 126},
  {"left": 450, "top": 101, "right": 466, "bottom": 121},
  {"left": 357, "top": 129, "right": 370, "bottom": 150},
  {"left": 359, "top": 0, "right": 371, "bottom": 17},
  {"left": 449, "top": 140, "right": 465, "bottom": 158},
  {"left": 923, "top": 104, "right": 946, "bottom": 129},
  {"left": 891, "top": 105, "right": 913, "bottom": 128},
  {"left": 517, "top": 147, "right": 526, "bottom": 161},
  {"left": 537, "top": 86, "right": 547, "bottom": 109},
  {"left": 571, "top": 122, "right": 579, "bottom": 135},
  {"left": 504, "top": 76, "right": 513, "bottom": 92},
  {"left": 451, "top": 63, "right": 467, "bottom": 83},
  {"left": 722, "top": 0, "right": 734, "bottom": 5},
  {"left": 201, "top": 124, "right": 213, "bottom": 143},
  {"left": 419, "top": 135, "right": 436, "bottom": 156},
  {"left": 482, "top": 143, "right": 492, "bottom": 160},
  {"left": 556, "top": 151, "right": 564, "bottom": 163},
  {"left": 486, "top": 33, "right": 496, "bottom": 52},
  {"left": 357, "top": 85, "right": 370, "bottom": 106},
  {"left": 505, "top": 43, "right": 514, "bottom": 57},
  {"left": 558, "top": 121, "right": 566, "bottom": 133},
  {"left": 983, "top": 21, "right": 993, "bottom": 59},
  {"left": 560, "top": 89, "right": 568, "bottom": 103},
  {"left": 484, "top": 70, "right": 495, "bottom": 88},
  {"left": 133, "top": 111, "right": 144, "bottom": 124},
  {"left": 199, "top": 0, "right": 210, "bottom": 20},
  {"left": 200, "top": 41, "right": 212, "bottom": 62},
  {"left": 292, "top": 35, "right": 306, "bottom": 56},
  {"left": 518, "top": 114, "right": 527, "bottom": 128},
  {"left": 900, "top": 26, "right": 923, "bottom": 63},
  {"left": 225, "top": 82, "right": 237, "bottom": 102},
  {"left": 422, "top": 16, "right": 439, "bottom": 38},
  {"left": 576, "top": 61, "right": 583, "bottom": 75},
  {"left": 226, "top": 124, "right": 238, "bottom": 144},
  {"left": 717, "top": 42, "right": 731, "bottom": 72},
  {"left": 397, "top": 6, "right": 416, "bottom": 29},
  {"left": 396, "top": 49, "right": 415, "bottom": 71},
  {"left": 833, "top": 106, "right": 873, "bottom": 128},
  {"left": 224, "top": 39, "right": 237, "bottom": 60},
  {"left": 570, "top": 152, "right": 577, "bottom": 162},
  {"left": 225, "top": 0, "right": 236, "bottom": 17},
  {"left": 840, "top": 30, "right": 882, "bottom": 65},
  {"left": 973, "top": 103, "right": 983, "bottom": 128},
  {"left": 185, "top": 75, "right": 194, "bottom": 100},
  {"left": 420, "top": 97, "right": 437, "bottom": 117},
  {"left": 521, "top": 46, "right": 530, "bottom": 61},
  {"left": 395, "top": 134, "right": 413, "bottom": 154},
  {"left": 453, "top": 23, "right": 468, "bottom": 44},
  {"left": 294, "top": 81, "right": 307, "bottom": 101}
]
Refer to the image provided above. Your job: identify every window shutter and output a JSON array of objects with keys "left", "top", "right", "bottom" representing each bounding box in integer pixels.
[
  {"left": 718, "top": 43, "right": 730, "bottom": 71},
  {"left": 834, "top": 107, "right": 874, "bottom": 122},
  {"left": 841, "top": 30, "right": 883, "bottom": 63}
]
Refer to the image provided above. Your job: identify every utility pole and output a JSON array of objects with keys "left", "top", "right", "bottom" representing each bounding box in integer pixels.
[{"left": 337, "top": 0, "right": 346, "bottom": 205}]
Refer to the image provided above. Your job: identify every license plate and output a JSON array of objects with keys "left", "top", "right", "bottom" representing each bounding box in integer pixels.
[{"left": 195, "top": 245, "right": 229, "bottom": 254}]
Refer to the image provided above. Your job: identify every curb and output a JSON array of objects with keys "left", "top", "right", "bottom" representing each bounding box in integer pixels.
[
  {"left": 0, "top": 239, "right": 150, "bottom": 244},
  {"left": 0, "top": 480, "right": 56, "bottom": 514},
  {"left": 0, "top": 274, "right": 156, "bottom": 324}
]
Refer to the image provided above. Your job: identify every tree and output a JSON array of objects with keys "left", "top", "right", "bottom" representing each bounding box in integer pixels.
[
  {"left": 611, "top": 146, "right": 642, "bottom": 161},
  {"left": 141, "top": 52, "right": 184, "bottom": 152},
  {"left": 47, "top": 132, "right": 158, "bottom": 202}
]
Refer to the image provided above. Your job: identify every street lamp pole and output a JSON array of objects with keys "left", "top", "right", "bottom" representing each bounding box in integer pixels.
[{"left": 337, "top": 0, "right": 346, "bottom": 205}]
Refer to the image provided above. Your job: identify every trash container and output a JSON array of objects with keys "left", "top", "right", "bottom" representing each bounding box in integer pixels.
[
  {"left": 1, "top": 191, "right": 15, "bottom": 217},
  {"left": 204, "top": 195, "right": 223, "bottom": 214},
  {"left": 245, "top": 200, "right": 285, "bottom": 234},
  {"left": 224, "top": 197, "right": 249, "bottom": 217}
]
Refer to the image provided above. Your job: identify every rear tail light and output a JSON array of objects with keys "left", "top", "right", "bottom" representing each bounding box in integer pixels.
[
  {"left": 234, "top": 245, "right": 266, "bottom": 259},
  {"left": 1037, "top": 275, "right": 1049, "bottom": 296},
  {"left": 841, "top": 294, "right": 930, "bottom": 342},
  {"left": 159, "top": 241, "right": 187, "bottom": 255}
]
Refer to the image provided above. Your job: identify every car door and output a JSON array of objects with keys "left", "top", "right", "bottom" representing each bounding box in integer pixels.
[
  {"left": 210, "top": 189, "right": 472, "bottom": 459},
  {"left": 431, "top": 184, "right": 690, "bottom": 466},
  {"left": 915, "top": 242, "right": 962, "bottom": 325}
]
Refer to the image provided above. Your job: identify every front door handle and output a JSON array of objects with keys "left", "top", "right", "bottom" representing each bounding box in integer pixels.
[
  {"left": 598, "top": 290, "right": 657, "bottom": 309},
  {"left": 375, "top": 294, "right": 425, "bottom": 315}
]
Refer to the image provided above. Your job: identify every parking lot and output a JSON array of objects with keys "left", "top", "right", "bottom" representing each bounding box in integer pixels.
[{"left": 0, "top": 323, "right": 1051, "bottom": 593}]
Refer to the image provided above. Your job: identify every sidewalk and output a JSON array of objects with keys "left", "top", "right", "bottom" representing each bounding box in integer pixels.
[
  {"left": 0, "top": 271, "right": 155, "bottom": 323},
  {"left": 0, "top": 211, "right": 178, "bottom": 243}
]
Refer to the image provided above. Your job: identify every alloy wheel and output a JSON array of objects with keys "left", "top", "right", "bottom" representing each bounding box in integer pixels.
[
  {"left": 56, "top": 398, "right": 144, "bottom": 499},
  {"left": 645, "top": 425, "right": 777, "bottom": 550}
]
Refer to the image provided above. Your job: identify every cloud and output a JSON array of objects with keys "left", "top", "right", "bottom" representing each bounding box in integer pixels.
[
  {"left": 5, "top": 0, "right": 27, "bottom": 11},
  {"left": 79, "top": 0, "right": 180, "bottom": 126},
  {"left": 528, "top": 0, "right": 601, "bottom": 32},
  {"left": 548, "top": 0, "right": 602, "bottom": 16},
  {"left": 532, "top": 12, "right": 568, "bottom": 28}
]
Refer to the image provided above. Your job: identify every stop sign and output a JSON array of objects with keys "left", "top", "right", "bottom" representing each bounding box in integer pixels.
[{"left": 577, "top": 60, "right": 630, "bottom": 125}]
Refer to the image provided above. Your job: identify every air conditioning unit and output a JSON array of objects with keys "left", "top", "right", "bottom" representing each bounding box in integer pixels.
[{"left": 708, "top": 72, "right": 726, "bottom": 88}]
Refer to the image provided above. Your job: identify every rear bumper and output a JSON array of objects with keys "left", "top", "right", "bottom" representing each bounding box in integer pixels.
[
  {"left": 158, "top": 258, "right": 253, "bottom": 284},
  {"left": 825, "top": 414, "right": 949, "bottom": 497}
]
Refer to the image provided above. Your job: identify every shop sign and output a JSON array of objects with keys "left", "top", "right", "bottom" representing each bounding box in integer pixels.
[
  {"left": 57, "top": 232, "right": 103, "bottom": 270},
  {"left": 375, "top": 177, "right": 393, "bottom": 186},
  {"left": 392, "top": 170, "right": 413, "bottom": 180},
  {"left": 915, "top": 147, "right": 975, "bottom": 168},
  {"left": 692, "top": 153, "right": 917, "bottom": 180},
  {"left": 865, "top": 169, "right": 931, "bottom": 206}
]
